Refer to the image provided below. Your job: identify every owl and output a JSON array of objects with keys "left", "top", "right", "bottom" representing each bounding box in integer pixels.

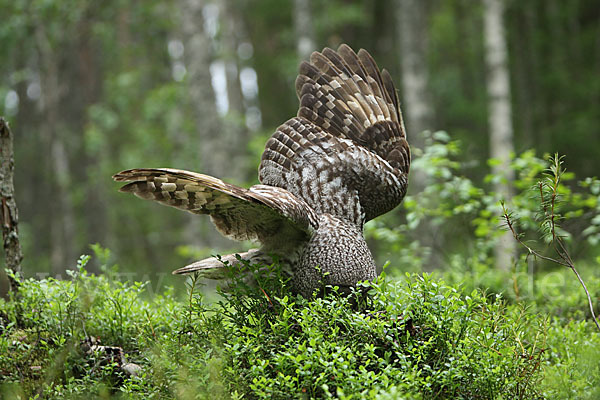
[{"left": 113, "top": 44, "right": 410, "bottom": 297}]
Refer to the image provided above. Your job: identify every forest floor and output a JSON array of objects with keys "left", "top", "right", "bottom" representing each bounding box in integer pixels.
[{"left": 1, "top": 255, "right": 599, "bottom": 399}]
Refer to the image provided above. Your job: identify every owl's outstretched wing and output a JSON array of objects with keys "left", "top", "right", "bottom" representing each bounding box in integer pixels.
[
  {"left": 113, "top": 168, "right": 318, "bottom": 250},
  {"left": 259, "top": 44, "right": 410, "bottom": 226}
]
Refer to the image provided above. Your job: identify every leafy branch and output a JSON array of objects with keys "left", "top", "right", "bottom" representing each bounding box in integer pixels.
[{"left": 501, "top": 154, "right": 600, "bottom": 332}]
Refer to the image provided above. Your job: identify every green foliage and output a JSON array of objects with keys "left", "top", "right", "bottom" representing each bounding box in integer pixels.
[
  {"left": 2, "top": 0, "right": 599, "bottom": 285},
  {"left": 216, "top": 270, "right": 546, "bottom": 399},
  {"left": 1, "top": 2, "right": 599, "bottom": 397},
  {"left": 542, "top": 319, "right": 600, "bottom": 399},
  {"left": 368, "top": 132, "right": 600, "bottom": 276},
  {"left": 0, "top": 257, "right": 555, "bottom": 399},
  {"left": 2, "top": 246, "right": 599, "bottom": 398},
  {"left": 3, "top": 125, "right": 600, "bottom": 400},
  {"left": 0, "top": 255, "right": 182, "bottom": 398}
]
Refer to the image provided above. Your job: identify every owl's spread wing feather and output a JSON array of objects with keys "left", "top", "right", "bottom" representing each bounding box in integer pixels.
[
  {"left": 259, "top": 45, "right": 410, "bottom": 225},
  {"left": 113, "top": 168, "right": 317, "bottom": 249},
  {"left": 295, "top": 45, "right": 409, "bottom": 172},
  {"left": 260, "top": 118, "right": 407, "bottom": 225}
]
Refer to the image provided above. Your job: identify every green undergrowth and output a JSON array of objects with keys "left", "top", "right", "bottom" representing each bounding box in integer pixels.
[{"left": 0, "top": 257, "right": 598, "bottom": 399}]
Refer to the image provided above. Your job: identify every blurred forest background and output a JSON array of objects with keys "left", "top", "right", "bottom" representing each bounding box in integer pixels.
[{"left": 1, "top": 0, "right": 599, "bottom": 293}]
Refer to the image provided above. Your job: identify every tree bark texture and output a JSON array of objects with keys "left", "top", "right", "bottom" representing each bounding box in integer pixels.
[
  {"left": 0, "top": 118, "right": 24, "bottom": 291},
  {"left": 483, "top": 0, "right": 516, "bottom": 270},
  {"left": 397, "top": 0, "right": 443, "bottom": 270}
]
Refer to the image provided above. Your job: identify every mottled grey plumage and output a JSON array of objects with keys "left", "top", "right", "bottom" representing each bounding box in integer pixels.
[{"left": 113, "top": 44, "right": 410, "bottom": 297}]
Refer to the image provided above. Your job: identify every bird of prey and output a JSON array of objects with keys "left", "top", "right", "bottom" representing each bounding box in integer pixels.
[{"left": 113, "top": 44, "right": 410, "bottom": 297}]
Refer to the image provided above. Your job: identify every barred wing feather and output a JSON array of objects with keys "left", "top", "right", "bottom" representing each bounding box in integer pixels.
[
  {"left": 114, "top": 168, "right": 318, "bottom": 249},
  {"left": 259, "top": 44, "right": 410, "bottom": 225}
]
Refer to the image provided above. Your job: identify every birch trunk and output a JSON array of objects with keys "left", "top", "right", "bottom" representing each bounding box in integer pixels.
[
  {"left": 294, "top": 0, "right": 316, "bottom": 61},
  {"left": 483, "top": 0, "right": 516, "bottom": 270},
  {"left": 180, "top": 0, "right": 225, "bottom": 177},
  {"left": 396, "top": 0, "right": 434, "bottom": 150}
]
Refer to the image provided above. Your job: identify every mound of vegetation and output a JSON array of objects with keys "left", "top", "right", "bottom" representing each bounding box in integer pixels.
[{"left": 0, "top": 256, "right": 571, "bottom": 399}]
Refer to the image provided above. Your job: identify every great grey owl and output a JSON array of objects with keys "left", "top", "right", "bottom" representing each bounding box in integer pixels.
[{"left": 113, "top": 44, "right": 410, "bottom": 297}]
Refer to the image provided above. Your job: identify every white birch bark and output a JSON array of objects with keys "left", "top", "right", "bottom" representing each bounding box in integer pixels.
[
  {"left": 483, "top": 0, "right": 516, "bottom": 270},
  {"left": 180, "top": 0, "right": 225, "bottom": 177},
  {"left": 396, "top": 0, "right": 434, "bottom": 148},
  {"left": 220, "top": 0, "right": 249, "bottom": 182},
  {"left": 294, "top": 0, "right": 316, "bottom": 61}
]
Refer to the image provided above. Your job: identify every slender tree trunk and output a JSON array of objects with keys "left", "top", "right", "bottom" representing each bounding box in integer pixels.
[
  {"left": 396, "top": 0, "right": 441, "bottom": 269},
  {"left": 396, "top": 0, "right": 434, "bottom": 150},
  {"left": 221, "top": 0, "right": 250, "bottom": 182},
  {"left": 77, "top": 17, "right": 107, "bottom": 250},
  {"left": 117, "top": 6, "right": 133, "bottom": 68},
  {"left": 508, "top": 2, "right": 535, "bottom": 148},
  {"left": 222, "top": 0, "right": 245, "bottom": 117},
  {"left": 0, "top": 118, "right": 24, "bottom": 292},
  {"left": 453, "top": 0, "right": 476, "bottom": 100},
  {"left": 180, "top": 0, "right": 226, "bottom": 177},
  {"left": 35, "top": 23, "right": 77, "bottom": 274},
  {"left": 179, "top": 0, "right": 234, "bottom": 249},
  {"left": 522, "top": 1, "right": 541, "bottom": 147},
  {"left": 483, "top": 0, "right": 516, "bottom": 270},
  {"left": 294, "top": 0, "right": 316, "bottom": 61}
]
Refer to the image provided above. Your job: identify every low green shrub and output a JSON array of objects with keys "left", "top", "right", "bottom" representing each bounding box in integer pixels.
[
  {"left": 541, "top": 319, "right": 600, "bottom": 399},
  {"left": 0, "top": 258, "right": 554, "bottom": 399},
  {"left": 208, "top": 265, "right": 546, "bottom": 399}
]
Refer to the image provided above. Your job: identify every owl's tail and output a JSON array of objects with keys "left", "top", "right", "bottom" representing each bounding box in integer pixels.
[
  {"left": 173, "top": 249, "right": 290, "bottom": 291},
  {"left": 172, "top": 248, "right": 274, "bottom": 277}
]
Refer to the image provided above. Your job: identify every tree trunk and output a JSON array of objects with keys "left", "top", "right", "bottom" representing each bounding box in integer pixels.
[
  {"left": 221, "top": 0, "right": 245, "bottom": 117},
  {"left": 221, "top": 0, "right": 250, "bottom": 182},
  {"left": 483, "top": 0, "right": 516, "bottom": 270},
  {"left": 35, "top": 23, "right": 77, "bottom": 274},
  {"left": 396, "top": 0, "right": 441, "bottom": 269},
  {"left": 0, "top": 118, "right": 24, "bottom": 292},
  {"left": 180, "top": 0, "right": 226, "bottom": 177},
  {"left": 179, "top": 0, "right": 234, "bottom": 249},
  {"left": 453, "top": 0, "right": 477, "bottom": 100},
  {"left": 508, "top": 1, "right": 536, "bottom": 148},
  {"left": 294, "top": 0, "right": 316, "bottom": 61},
  {"left": 77, "top": 16, "right": 108, "bottom": 250},
  {"left": 396, "top": 0, "right": 434, "bottom": 149}
]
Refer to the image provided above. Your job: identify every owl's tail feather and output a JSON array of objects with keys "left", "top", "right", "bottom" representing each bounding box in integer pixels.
[{"left": 172, "top": 248, "right": 273, "bottom": 278}]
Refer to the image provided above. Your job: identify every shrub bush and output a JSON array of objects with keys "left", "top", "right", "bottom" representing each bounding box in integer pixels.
[{"left": 0, "top": 258, "right": 554, "bottom": 399}]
